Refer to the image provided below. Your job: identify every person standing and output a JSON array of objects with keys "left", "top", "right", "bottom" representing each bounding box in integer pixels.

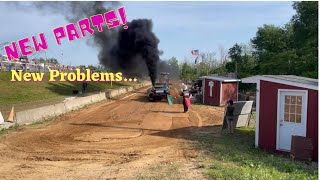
[
  {"left": 82, "top": 81, "right": 88, "bottom": 94},
  {"left": 181, "top": 83, "right": 187, "bottom": 92},
  {"left": 180, "top": 87, "right": 190, "bottom": 113},
  {"left": 226, "top": 99, "right": 235, "bottom": 134}
]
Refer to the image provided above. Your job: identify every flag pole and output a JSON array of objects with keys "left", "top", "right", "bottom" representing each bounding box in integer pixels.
[
  {"left": 192, "top": 49, "right": 201, "bottom": 78},
  {"left": 197, "top": 50, "right": 200, "bottom": 78}
]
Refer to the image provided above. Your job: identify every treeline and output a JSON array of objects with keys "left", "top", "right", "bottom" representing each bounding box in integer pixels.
[
  {"left": 32, "top": 57, "right": 59, "bottom": 64},
  {"left": 174, "top": 1, "right": 318, "bottom": 81}
]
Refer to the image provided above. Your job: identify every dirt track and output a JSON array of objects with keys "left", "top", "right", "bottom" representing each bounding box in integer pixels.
[{"left": 0, "top": 85, "right": 224, "bottom": 179}]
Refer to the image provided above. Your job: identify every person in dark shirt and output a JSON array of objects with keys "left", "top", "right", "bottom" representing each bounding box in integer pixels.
[
  {"left": 82, "top": 81, "right": 88, "bottom": 94},
  {"left": 226, "top": 99, "right": 235, "bottom": 134}
]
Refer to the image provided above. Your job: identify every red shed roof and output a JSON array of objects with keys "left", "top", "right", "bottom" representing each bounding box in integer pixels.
[{"left": 242, "top": 75, "right": 318, "bottom": 91}]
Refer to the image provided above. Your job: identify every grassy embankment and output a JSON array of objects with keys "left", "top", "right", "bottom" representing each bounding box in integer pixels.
[{"left": 0, "top": 71, "right": 134, "bottom": 107}]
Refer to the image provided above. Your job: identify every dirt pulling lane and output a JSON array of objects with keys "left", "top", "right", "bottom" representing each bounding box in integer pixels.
[{"left": 0, "top": 85, "right": 224, "bottom": 179}]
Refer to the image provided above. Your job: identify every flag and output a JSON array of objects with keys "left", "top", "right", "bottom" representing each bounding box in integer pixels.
[
  {"left": 191, "top": 50, "right": 199, "bottom": 56},
  {"left": 185, "top": 97, "right": 191, "bottom": 107},
  {"left": 194, "top": 56, "right": 199, "bottom": 64},
  {"left": 167, "top": 95, "right": 174, "bottom": 105}
]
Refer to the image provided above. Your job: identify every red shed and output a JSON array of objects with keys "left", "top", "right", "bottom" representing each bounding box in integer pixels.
[
  {"left": 201, "top": 75, "right": 240, "bottom": 106},
  {"left": 242, "top": 75, "right": 318, "bottom": 161}
]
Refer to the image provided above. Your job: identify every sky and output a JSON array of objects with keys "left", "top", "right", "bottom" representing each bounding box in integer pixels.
[{"left": 0, "top": 1, "right": 296, "bottom": 66}]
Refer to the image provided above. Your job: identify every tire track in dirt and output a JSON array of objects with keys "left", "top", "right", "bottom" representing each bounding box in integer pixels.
[{"left": 0, "top": 84, "right": 224, "bottom": 179}]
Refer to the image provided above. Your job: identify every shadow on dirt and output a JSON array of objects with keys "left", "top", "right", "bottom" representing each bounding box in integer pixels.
[
  {"left": 150, "top": 110, "right": 182, "bottom": 114},
  {"left": 128, "top": 96, "right": 183, "bottom": 105},
  {"left": 128, "top": 95, "right": 150, "bottom": 102},
  {"left": 123, "top": 95, "right": 172, "bottom": 104},
  {"left": 149, "top": 125, "right": 222, "bottom": 140}
]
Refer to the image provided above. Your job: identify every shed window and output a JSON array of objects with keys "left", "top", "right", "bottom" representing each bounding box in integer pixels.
[{"left": 284, "top": 95, "right": 302, "bottom": 123}]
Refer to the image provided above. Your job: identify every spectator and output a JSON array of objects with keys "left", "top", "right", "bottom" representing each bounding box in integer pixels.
[
  {"left": 226, "top": 99, "right": 235, "bottom": 134},
  {"left": 181, "top": 83, "right": 187, "bottom": 92},
  {"left": 180, "top": 85, "right": 190, "bottom": 113},
  {"left": 82, "top": 81, "right": 88, "bottom": 94}
]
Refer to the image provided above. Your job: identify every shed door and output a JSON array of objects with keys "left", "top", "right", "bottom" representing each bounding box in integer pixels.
[
  {"left": 277, "top": 90, "right": 307, "bottom": 151},
  {"left": 204, "top": 80, "right": 220, "bottom": 105},
  {"left": 204, "top": 80, "right": 215, "bottom": 105}
]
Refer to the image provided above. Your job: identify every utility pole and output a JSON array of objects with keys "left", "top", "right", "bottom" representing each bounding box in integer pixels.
[
  {"left": 235, "top": 61, "right": 238, "bottom": 79},
  {"left": 196, "top": 53, "right": 201, "bottom": 78},
  {"left": 196, "top": 62, "right": 199, "bottom": 78},
  {"left": 61, "top": 46, "right": 64, "bottom": 65}
]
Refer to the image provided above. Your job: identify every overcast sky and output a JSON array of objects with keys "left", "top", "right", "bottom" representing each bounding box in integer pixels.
[{"left": 0, "top": 1, "right": 295, "bottom": 66}]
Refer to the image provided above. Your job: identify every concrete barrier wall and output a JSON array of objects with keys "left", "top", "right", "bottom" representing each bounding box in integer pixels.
[
  {"left": 64, "top": 95, "right": 95, "bottom": 112},
  {"left": 16, "top": 103, "right": 67, "bottom": 125},
  {"left": 91, "top": 93, "right": 106, "bottom": 103},
  {"left": 1, "top": 82, "right": 151, "bottom": 129}
]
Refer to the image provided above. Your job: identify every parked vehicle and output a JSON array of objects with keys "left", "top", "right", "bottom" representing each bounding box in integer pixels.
[{"left": 190, "top": 79, "right": 202, "bottom": 95}]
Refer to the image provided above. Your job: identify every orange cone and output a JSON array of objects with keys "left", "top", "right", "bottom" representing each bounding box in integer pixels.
[{"left": 7, "top": 106, "right": 14, "bottom": 123}]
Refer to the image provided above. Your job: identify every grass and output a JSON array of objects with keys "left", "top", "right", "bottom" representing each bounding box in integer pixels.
[
  {"left": 0, "top": 123, "right": 21, "bottom": 136},
  {"left": 187, "top": 127, "right": 318, "bottom": 180},
  {"left": 0, "top": 71, "right": 134, "bottom": 107},
  {"left": 0, "top": 120, "right": 49, "bottom": 138},
  {"left": 135, "top": 162, "right": 182, "bottom": 180},
  {"left": 0, "top": 115, "right": 53, "bottom": 136}
]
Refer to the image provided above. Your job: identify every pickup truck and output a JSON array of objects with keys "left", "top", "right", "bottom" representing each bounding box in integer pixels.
[{"left": 147, "top": 82, "right": 170, "bottom": 101}]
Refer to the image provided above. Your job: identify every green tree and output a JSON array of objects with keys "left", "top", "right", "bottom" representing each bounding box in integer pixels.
[
  {"left": 180, "top": 62, "right": 197, "bottom": 81},
  {"left": 251, "top": 24, "right": 295, "bottom": 75},
  {"left": 227, "top": 43, "right": 242, "bottom": 76},
  {"left": 88, "top": 65, "right": 98, "bottom": 71},
  {"left": 226, "top": 43, "right": 256, "bottom": 78},
  {"left": 46, "top": 58, "right": 59, "bottom": 64},
  {"left": 168, "top": 57, "right": 179, "bottom": 71},
  {"left": 39, "top": 58, "right": 45, "bottom": 63},
  {"left": 168, "top": 57, "right": 179, "bottom": 72},
  {"left": 292, "top": 1, "right": 318, "bottom": 78},
  {"left": 167, "top": 57, "right": 180, "bottom": 79},
  {"left": 228, "top": 43, "right": 242, "bottom": 63},
  {"left": 222, "top": 1, "right": 317, "bottom": 83}
]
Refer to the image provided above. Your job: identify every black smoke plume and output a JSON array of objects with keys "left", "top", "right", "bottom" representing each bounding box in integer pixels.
[
  {"left": 8, "top": 2, "right": 160, "bottom": 85},
  {"left": 103, "top": 19, "right": 160, "bottom": 85}
]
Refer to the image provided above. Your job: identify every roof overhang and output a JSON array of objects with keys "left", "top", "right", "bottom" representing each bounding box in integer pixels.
[
  {"left": 201, "top": 76, "right": 240, "bottom": 82},
  {"left": 241, "top": 75, "right": 318, "bottom": 91},
  {"left": 241, "top": 76, "right": 261, "bottom": 83}
]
